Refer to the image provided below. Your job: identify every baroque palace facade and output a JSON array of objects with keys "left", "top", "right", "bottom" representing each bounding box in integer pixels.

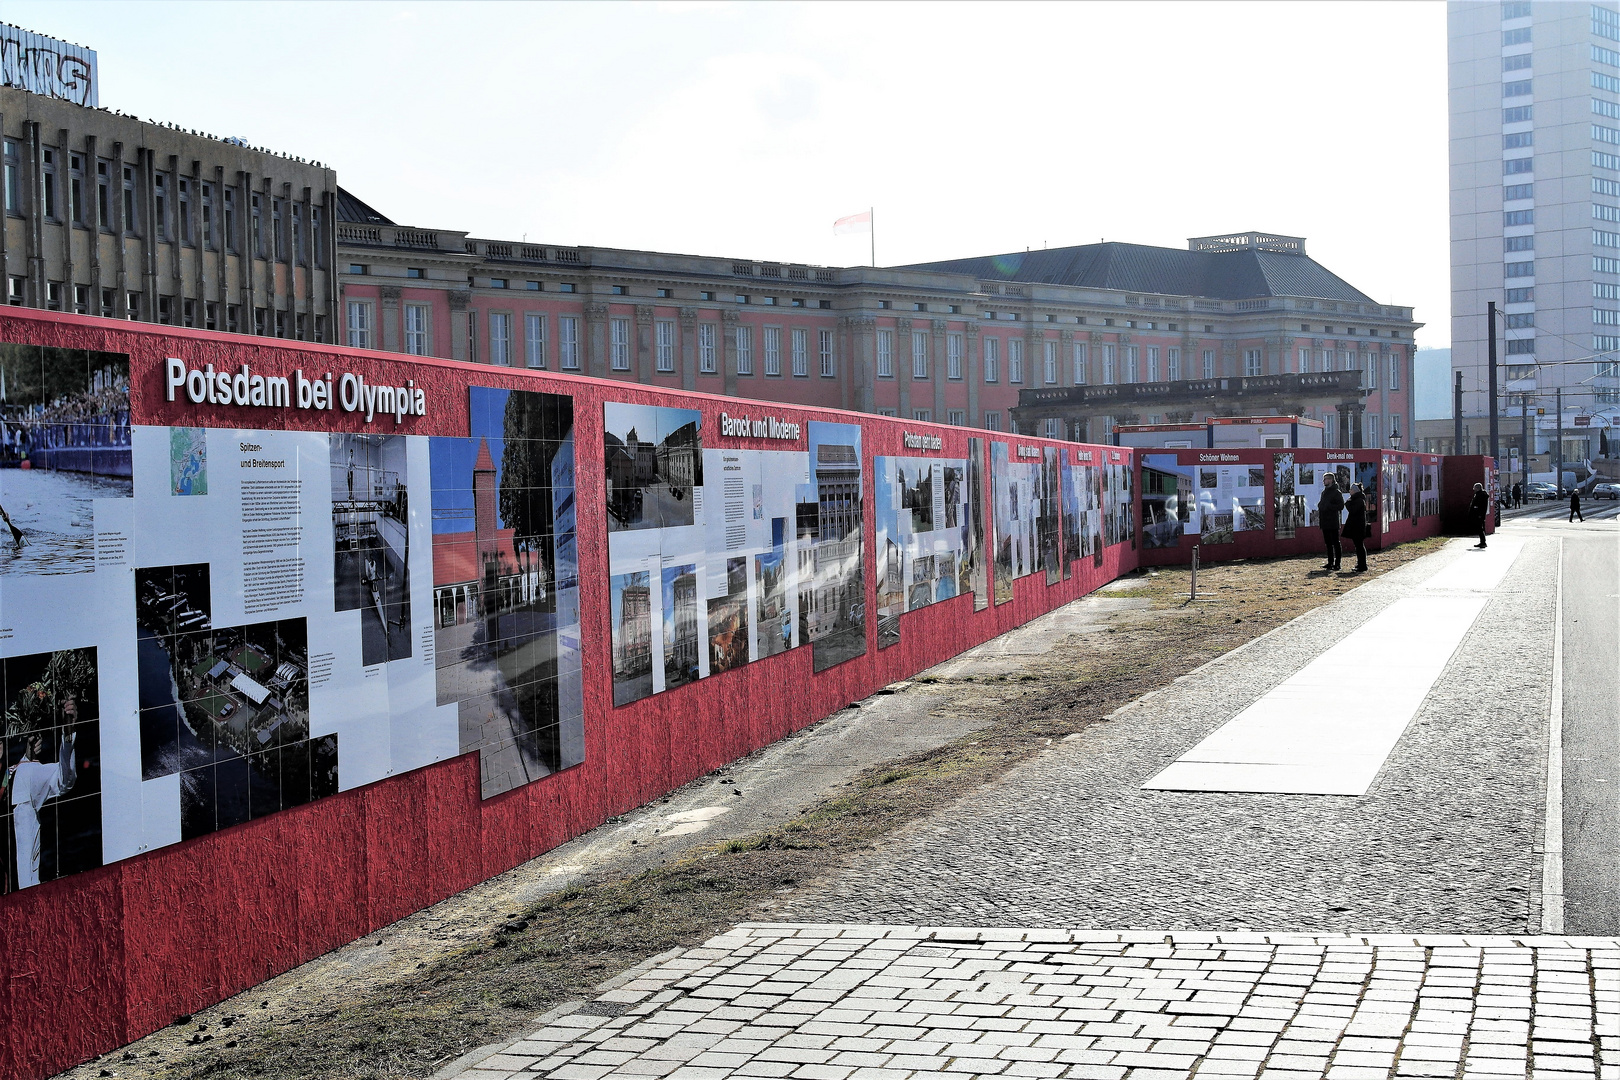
[{"left": 334, "top": 203, "right": 1420, "bottom": 447}]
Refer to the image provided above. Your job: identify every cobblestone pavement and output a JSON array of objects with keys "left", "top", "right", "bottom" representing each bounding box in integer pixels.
[
  {"left": 447, "top": 924, "right": 1620, "bottom": 1080},
  {"left": 782, "top": 538, "right": 1558, "bottom": 933}
]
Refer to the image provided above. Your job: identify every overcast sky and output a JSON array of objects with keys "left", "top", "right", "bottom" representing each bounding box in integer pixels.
[{"left": 15, "top": 1, "right": 1450, "bottom": 346}]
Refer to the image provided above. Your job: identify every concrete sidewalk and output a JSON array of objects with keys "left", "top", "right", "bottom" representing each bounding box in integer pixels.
[{"left": 444, "top": 536, "right": 1620, "bottom": 1079}]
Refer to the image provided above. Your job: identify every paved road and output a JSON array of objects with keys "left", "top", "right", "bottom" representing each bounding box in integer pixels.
[
  {"left": 782, "top": 539, "right": 1554, "bottom": 933},
  {"left": 446, "top": 925, "right": 1620, "bottom": 1080},
  {"left": 1500, "top": 514, "right": 1620, "bottom": 935}
]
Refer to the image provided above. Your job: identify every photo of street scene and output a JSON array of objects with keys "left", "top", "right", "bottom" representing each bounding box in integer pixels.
[
  {"left": 1274, "top": 452, "right": 1307, "bottom": 539},
  {"left": 0, "top": 344, "right": 132, "bottom": 575},
  {"left": 605, "top": 403, "right": 702, "bottom": 532},
  {"left": 797, "top": 421, "right": 864, "bottom": 672},
  {"left": 430, "top": 387, "right": 583, "bottom": 799},
  {"left": 1356, "top": 461, "right": 1380, "bottom": 528},
  {"left": 663, "top": 562, "right": 701, "bottom": 688},
  {"left": 874, "top": 454, "right": 969, "bottom": 648},
  {"left": 754, "top": 519, "right": 793, "bottom": 661},
  {"left": 331, "top": 433, "right": 411, "bottom": 666},
  {"left": 1, "top": 646, "right": 101, "bottom": 894},
  {"left": 1040, "top": 448, "right": 1062, "bottom": 585},
  {"left": 610, "top": 570, "right": 653, "bottom": 706},
  {"left": 707, "top": 556, "right": 749, "bottom": 675},
  {"left": 1417, "top": 461, "right": 1440, "bottom": 518},
  {"left": 1142, "top": 454, "right": 1195, "bottom": 549},
  {"left": 966, "top": 440, "right": 988, "bottom": 611},
  {"left": 134, "top": 562, "right": 323, "bottom": 839},
  {"left": 170, "top": 427, "right": 207, "bottom": 496}
]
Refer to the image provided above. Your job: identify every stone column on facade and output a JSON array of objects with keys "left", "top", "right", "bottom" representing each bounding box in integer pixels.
[
  {"left": 721, "top": 309, "right": 740, "bottom": 397},
  {"left": 1221, "top": 343, "right": 1237, "bottom": 380},
  {"left": 1266, "top": 334, "right": 1284, "bottom": 377},
  {"left": 58, "top": 130, "right": 74, "bottom": 304},
  {"left": 678, "top": 306, "right": 698, "bottom": 391},
  {"left": 895, "top": 316, "right": 913, "bottom": 419},
  {"left": 584, "top": 301, "right": 609, "bottom": 379},
  {"left": 635, "top": 304, "right": 654, "bottom": 382},
  {"left": 380, "top": 286, "right": 402, "bottom": 353},
  {"left": 932, "top": 319, "right": 948, "bottom": 420},
  {"left": 84, "top": 135, "right": 102, "bottom": 309},
  {"left": 111, "top": 141, "right": 128, "bottom": 314},
  {"left": 1058, "top": 329, "right": 1074, "bottom": 389},
  {"left": 448, "top": 290, "right": 471, "bottom": 361},
  {"left": 1024, "top": 322, "right": 1043, "bottom": 398},
  {"left": 849, "top": 313, "right": 876, "bottom": 414},
  {"left": 965, "top": 322, "right": 981, "bottom": 428}
]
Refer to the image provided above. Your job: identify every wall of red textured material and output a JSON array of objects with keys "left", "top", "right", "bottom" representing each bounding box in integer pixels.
[{"left": 0, "top": 309, "right": 1141, "bottom": 1080}]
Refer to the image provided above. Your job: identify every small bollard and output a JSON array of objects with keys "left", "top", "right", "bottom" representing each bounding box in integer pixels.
[{"left": 1190, "top": 544, "right": 1199, "bottom": 601}]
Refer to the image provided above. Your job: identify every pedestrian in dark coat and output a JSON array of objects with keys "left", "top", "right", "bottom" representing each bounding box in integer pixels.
[
  {"left": 1318, "top": 475, "right": 1344, "bottom": 571},
  {"left": 1569, "top": 489, "right": 1584, "bottom": 522},
  {"left": 1469, "top": 483, "right": 1490, "bottom": 548},
  {"left": 1344, "top": 484, "right": 1370, "bottom": 572}
]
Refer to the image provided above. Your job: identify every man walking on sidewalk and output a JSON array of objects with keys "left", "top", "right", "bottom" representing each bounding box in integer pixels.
[
  {"left": 1570, "top": 488, "right": 1584, "bottom": 522},
  {"left": 1470, "top": 483, "right": 1490, "bottom": 548},
  {"left": 1318, "top": 474, "right": 1344, "bottom": 570}
]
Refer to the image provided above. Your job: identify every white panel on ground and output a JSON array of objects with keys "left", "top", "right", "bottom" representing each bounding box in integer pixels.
[{"left": 1144, "top": 540, "right": 1524, "bottom": 796}]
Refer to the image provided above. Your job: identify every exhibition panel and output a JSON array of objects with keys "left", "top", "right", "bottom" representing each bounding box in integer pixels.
[
  {"left": 0, "top": 309, "right": 1135, "bottom": 1080},
  {"left": 1136, "top": 447, "right": 1458, "bottom": 566}
]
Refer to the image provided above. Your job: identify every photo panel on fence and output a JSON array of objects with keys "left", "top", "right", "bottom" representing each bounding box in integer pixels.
[
  {"left": 1142, "top": 454, "right": 1198, "bottom": 549},
  {"left": 1194, "top": 461, "right": 1264, "bottom": 545},
  {"left": 429, "top": 386, "right": 582, "bottom": 799},
  {"left": 874, "top": 453, "right": 970, "bottom": 649},
  {"left": 966, "top": 438, "right": 989, "bottom": 612}
]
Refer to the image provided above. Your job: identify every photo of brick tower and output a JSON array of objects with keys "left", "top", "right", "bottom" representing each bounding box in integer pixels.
[{"left": 430, "top": 388, "right": 582, "bottom": 799}]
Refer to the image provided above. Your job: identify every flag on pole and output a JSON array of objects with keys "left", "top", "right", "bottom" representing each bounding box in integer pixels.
[{"left": 832, "top": 210, "right": 872, "bottom": 236}]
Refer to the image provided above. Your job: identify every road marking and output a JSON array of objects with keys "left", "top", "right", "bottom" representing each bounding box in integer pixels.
[
  {"left": 1542, "top": 536, "right": 1565, "bottom": 934},
  {"left": 1145, "top": 540, "right": 1524, "bottom": 796}
]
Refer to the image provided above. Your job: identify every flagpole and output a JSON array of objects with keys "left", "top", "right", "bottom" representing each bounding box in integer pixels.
[{"left": 870, "top": 206, "right": 875, "bottom": 268}]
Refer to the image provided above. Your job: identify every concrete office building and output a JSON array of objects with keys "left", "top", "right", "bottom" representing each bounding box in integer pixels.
[
  {"left": 337, "top": 212, "right": 1419, "bottom": 443},
  {"left": 1449, "top": 0, "right": 1620, "bottom": 471},
  {"left": 0, "top": 23, "right": 338, "bottom": 340}
]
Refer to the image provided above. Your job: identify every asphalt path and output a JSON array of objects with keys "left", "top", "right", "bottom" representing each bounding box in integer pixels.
[{"left": 1505, "top": 513, "right": 1620, "bottom": 933}]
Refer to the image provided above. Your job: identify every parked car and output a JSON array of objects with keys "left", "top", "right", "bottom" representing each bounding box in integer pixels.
[
  {"left": 1593, "top": 482, "right": 1620, "bottom": 500},
  {"left": 1525, "top": 482, "right": 1559, "bottom": 500}
]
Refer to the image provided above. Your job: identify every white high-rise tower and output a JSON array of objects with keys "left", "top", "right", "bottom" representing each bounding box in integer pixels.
[{"left": 1449, "top": 0, "right": 1620, "bottom": 472}]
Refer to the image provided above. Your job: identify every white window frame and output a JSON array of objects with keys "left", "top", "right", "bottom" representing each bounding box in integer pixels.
[
  {"left": 1008, "top": 337, "right": 1024, "bottom": 383},
  {"left": 1146, "top": 346, "right": 1159, "bottom": 381},
  {"left": 876, "top": 329, "right": 894, "bottom": 378},
  {"left": 489, "top": 311, "right": 512, "bottom": 365},
  {"left": 818, "top": 328, "right": 834, "bottom": 377},
  {"left": 1366, "top": 413, "right": 1380, "bottom": 446},
  {"left": 346, "top": 300, "right": 372, "bottom": 349},
  {"left": 764, "top": 325, "right": 781, "bottom": 376},
  {"left": 405, "top": 303, "right": 430, "bottom": 356},
  {"left": 559, "top": 315, "right": 580, "bottom": 370},
  {"left": 1364, "top": 352, "right": 1377, "bottom": 389},
  {"left": 1124, "top": 345, "right": 1138, "bottom": 382},
  {"left": 524, "top": 312, "right": 545, "bottom": 368},
  {"left": 1044, "top": 339, "right": 1058, "bottom": 384},
  {"left": 736, "top": 325, "right": 753, "bottom": 375},
  {"left": 699, "top": 322, "right": 717, "bottom": 373},
  {"left": 1202, "top": 349, "right": 1215, "bottom": 379},
  {"left": 1389, "top": 354, "right": 1400, "bottom": 389},
  {"left": 1296, "top": 348, "right": 1307, "bottom": 374},
  {"left": 947, "top": 409, "right": 965, "bottom": 425},
  {"left": 1073, "top": 342, "right": 1087, "bottom": 383},
  {"left": 948, "top": 333, "right": 963, "bottom": 379},
  {"left": 1102, "top": 343, "right": 1115, "bottom": 384},
  {"left": 982, "top": 410, "right": 1002, "bottom": 431},
  {"left": 983, "top": 336, "right": 1000, "bottom": 382},
  {"left": 655, "top": 319, "right": 676, "bottom": 373},
  {"left": 1244, "top": 348, "right": 1262, "bottom": 377},
  {"left": 610, "top": 317, "right": 631, "bottom": 371},
  {"left": 1167, "top": 347, "right": 1180, "bottom": 380},
  {"left": 912, "top": 330, "right": 929, "bottom": 379},
  {"left": 792, "top": 327, "right": 809, "bottom": 376},
  {"left": 912, "top": 408, "right": 931, "bottom": 422},
  {"left": 1042, "top": 417, "right": 1060, "bottom": 438}
]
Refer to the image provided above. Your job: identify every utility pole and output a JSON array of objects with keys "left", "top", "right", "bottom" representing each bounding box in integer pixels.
[
  {"left": 1555, "top": 386, "right": 1564, "bottom": 494},
  {"left": 1487, "top": 301, "right": 1500, "bottom": 463},
  {"left": 1521, "top": 395, "right": 1530, "bottom": 496},
  {"left": 1454, "top": 370, "right": 1464, "bottom": 455}
]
